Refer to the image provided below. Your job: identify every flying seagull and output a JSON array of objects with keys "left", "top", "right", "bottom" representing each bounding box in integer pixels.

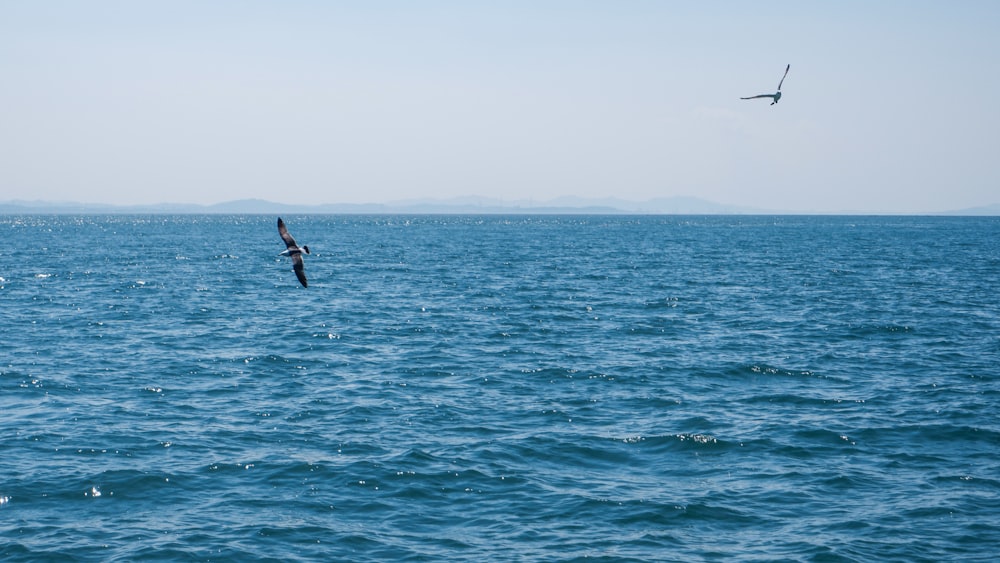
[
  {"left": 741, "top": 64, "right": 790, "bottom": 105},
  {"left": 277, "top": 217, "right": 310, "bottom": 287}
]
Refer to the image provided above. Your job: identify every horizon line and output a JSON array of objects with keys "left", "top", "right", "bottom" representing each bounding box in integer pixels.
[{"left": 1, "top": 196, "right": 998, "bottom": 216}]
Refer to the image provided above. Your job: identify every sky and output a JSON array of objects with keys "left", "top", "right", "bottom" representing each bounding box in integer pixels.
[{"left": 2, "top": 1, "right": 998, "bottom": 213}]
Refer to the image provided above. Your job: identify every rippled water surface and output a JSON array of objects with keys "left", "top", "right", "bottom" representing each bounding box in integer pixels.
[{"left": 2, "top": 214, "right": 999, "bottom": 561}]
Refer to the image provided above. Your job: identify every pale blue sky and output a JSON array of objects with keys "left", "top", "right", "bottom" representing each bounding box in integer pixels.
[{"left": 2, "top": 1, "right": 998, "bottom": 212}]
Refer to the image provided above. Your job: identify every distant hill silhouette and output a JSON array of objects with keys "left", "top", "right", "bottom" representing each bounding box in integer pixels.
[{"left": 0, "top": 197, "right": 996, "bottom": 215}]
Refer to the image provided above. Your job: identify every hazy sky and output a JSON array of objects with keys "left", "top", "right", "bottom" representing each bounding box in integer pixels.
[{"left": 2, "top": 1, "right": 998, "bottom": 212}]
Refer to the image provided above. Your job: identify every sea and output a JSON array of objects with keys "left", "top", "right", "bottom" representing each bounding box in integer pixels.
[{"left": 1, "top": 214, "right": 998, "bottom": 562}]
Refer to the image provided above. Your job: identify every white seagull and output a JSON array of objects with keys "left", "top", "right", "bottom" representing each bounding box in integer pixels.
[
  {"left": 741, "top": 64, "right": 790, "bottom": 105},
  {"left": 277, "top": 217, "right": 310, "bottom": 287}
]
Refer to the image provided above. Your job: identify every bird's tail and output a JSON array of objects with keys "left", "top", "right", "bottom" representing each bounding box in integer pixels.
[{"left": 303, "top": 246, "right": 311, "bottom": 254}]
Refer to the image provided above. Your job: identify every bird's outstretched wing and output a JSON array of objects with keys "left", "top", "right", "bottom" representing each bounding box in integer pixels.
[
  {"left": 741, "top": 94, "right": 774, "bottom": 100},
  {"left": 277, "top": 217, "right": 298, "bottom": 249},
  {"left": 292, "top": 254, "right": 308, "bottom": 287},
  {"left": 777, "top": 64, "right": 790, "bottom": 92}
]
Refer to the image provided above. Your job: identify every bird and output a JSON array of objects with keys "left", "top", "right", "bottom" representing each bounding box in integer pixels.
[
  {"left": 277, "top": 217, "right": 310, "bottom": 287},
  {"left": 741, "top": 64, "right": 790, "bottom": 105}
]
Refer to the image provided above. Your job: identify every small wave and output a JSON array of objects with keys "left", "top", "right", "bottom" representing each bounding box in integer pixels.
[
  {"left": 847, "top": 322, "right": 916, "bottom": 338},
  {"left": 792, "top": 428, "right": 859, "bottom": 447},
  {"left": 745, "top": 364, "right": 816, "bottom": 378},
  {"left": 643, "top": 296, "right": 680, "bottom": 309},
  {"left": 617, "top": 433, "right": 730, "bottom": 453},
  {"left": 675, "top": 432, "right": 718, "bottom": 445}
]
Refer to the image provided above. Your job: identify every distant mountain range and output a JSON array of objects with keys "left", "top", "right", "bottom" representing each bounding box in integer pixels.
[{"left": 1, "top": 196, "right": 998, "bottom": 216}]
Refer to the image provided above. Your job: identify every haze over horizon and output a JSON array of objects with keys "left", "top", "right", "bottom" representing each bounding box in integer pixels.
[{"left": 2, "top": 2, "right": 998, "bottom": 214}]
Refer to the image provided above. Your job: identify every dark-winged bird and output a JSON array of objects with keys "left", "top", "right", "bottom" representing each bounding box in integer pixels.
[
  {"left": 277, "top": 217, "right": 310, "bottom": 287},
  {"left": 741, "top": 64, "right": 790, "bottom": 105}
]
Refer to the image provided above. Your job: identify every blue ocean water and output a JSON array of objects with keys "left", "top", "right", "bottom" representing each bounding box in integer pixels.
[{"left": 1, "top": 214, "right": 998, "bottom": 561}]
